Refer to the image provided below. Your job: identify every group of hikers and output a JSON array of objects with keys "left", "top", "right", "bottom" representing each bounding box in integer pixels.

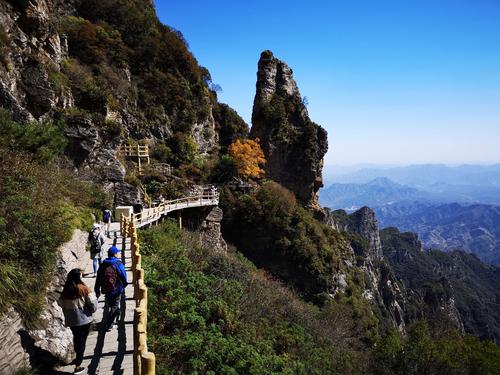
[{"left": 58, "top": 209, "right": 127, "bottom": 375}]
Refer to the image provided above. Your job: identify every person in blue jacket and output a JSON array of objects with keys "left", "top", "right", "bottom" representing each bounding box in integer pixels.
[{"left": 95, "top": 246, "right": 127, "bottom": 331}]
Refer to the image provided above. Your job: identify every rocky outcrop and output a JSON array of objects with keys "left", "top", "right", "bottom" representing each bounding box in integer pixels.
[
  {"left": 327, "top": 207, "right": 407, "bottom": 332},
  {"left": 0, "top": 0, "right": 221, "bottom": 206},
  {"left": 0, "top": 0, "right": 68, "bottom": 122},
  {"left": 0, "top": 229, "right": 88, "bottom": 374},
  {"left": 200, "top": 207, "right": 227, "bottom": 252},
  {"left": 0, "top": 308, "right": 30, "bottom": 374},
  {"left": 251, "top": 50, "right": 327, "bottom": 210},
  {"left": 381, "top": 227, "right": 467, "bottom": 336},
  {"left": 347, "top": 207, "right": 383, "bottom": 260},
  {"left": 27, "top": 229, "right": 89, "bottom": 365},
  {"left": 182, "top": 203, "right": 227, "bottom": 253}
]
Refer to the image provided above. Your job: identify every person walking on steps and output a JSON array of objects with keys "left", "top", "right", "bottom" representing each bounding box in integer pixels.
[
  {"left": 58, "top": 268, "right": 98, "bottom": 375},
  {"left": 103, "top": 208, "right": 112, "bottom": 238},
  {"left": 88, "top": 223, "right": 105, "bottom": 277},
  {"left": 95, "top": 246, "right": 127, "bottom": 331}
]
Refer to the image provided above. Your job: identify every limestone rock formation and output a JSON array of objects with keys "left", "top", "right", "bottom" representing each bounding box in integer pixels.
[
  {"left": 348, "top": 207, "right": 384, "bottom": 260},
  {"left": 326, "top": 207, "right": 407, "bottom": 332},
  {"left": 0, "top": 308, "right": 30, "bottom": 374},
  {"left": 0, "top": 229, "right": 88, "bottom": 373},
  {"left": 0, "top": 0, "right": 222, "bottom": 206},
  {"left": 251, "top": 50, "right": 328, "bottom": 210}
]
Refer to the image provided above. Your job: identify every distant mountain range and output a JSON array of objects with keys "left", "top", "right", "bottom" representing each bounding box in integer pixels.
[
  {"left": 332, "top": 164, "right": 500, "bottom": 187},
  {"left": 319, "top": 167, "right": 500, "bottom": 265},
  {"left": 376, "top": 202, "right": 500, "bottom": 265},
  {"left": 323, "top": 164, "right": 500, "bottom": 206},
  {"left": 319, "top": 177, "right": 432, "bottom": 209}
]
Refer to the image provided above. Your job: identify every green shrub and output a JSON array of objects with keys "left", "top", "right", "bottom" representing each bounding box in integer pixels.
[
  {"left": 374, "top": 322, "right": 500, "bottom": 374},
  {"left": 0, "top": 114, "right": 106, "bottom": 322},
  {"left": 150, "top": 142, "right": 173, "bottom": 164},
  {"left": 0, "top": 109, "right": 66, "bottom": 162},
  {"left": 210, "top": 154, "right": 236, "bottom": 183},
  {"left": 168, "top": 132, "right": 199, "bottom": 165},
  {"left": 140, "top": 221, "right": 363, "bottom": 374},
  {"left": 221, "top": 182, "right": 351, "bottom": 298}
]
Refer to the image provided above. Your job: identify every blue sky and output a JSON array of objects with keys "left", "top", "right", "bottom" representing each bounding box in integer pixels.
[{"left": 155, "top": 0, "right": 500, "bottom": 165}]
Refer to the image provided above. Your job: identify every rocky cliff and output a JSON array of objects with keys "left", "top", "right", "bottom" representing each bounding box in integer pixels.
[
  {"left": 0, "top": 0, "right": 237, "bottom": 205},
  {"left": 251, "top": 50, "right": 327, "bottom": 211},
  {"left": 0, "top": 229, "right": 89, "bottom": 373},
  {"left": 381, "top": 228, "right": 467, "bottom": 336},
  {"left": 326, "top": 207, "right": 406, "bottom": 332}
]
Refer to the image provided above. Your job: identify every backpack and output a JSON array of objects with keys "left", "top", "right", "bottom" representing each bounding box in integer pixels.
[
  {"left": 102, "top": 263, "right": 118, "bottom": 294},
  {"left": 89, "top": 231, "right": 101, "bottom": 255},
  {"left": 103, "top": 210, "right": 111, "bottom": 222}
]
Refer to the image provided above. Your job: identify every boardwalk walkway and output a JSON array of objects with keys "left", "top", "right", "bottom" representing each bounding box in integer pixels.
[
  {"left": 59, "top": 222, "right": 134, "bottom": 374},
  {"left": 57, "top": 192, "right": 219, "bottom": 374}
]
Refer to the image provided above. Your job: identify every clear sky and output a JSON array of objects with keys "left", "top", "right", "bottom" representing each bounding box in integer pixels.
[{"left": 154, "top": 0, "right": 500, "bottom": 165}]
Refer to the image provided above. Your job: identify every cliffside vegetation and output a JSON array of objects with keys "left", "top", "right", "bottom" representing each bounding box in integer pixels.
[
  {"left": 140, "top": 217, "right": 500, "bottom": 374},
  {"left": 0, "top": 110, "right": 106, "bottom": 323},
  {"left": 140, "top": 220, "right": 365, "bottom": 374},
  {"left": 381, "top": 227, "right": 500, "bottom": 343},
  {"left": 221, "top": 182, "right": 379, "bottom": 341}
]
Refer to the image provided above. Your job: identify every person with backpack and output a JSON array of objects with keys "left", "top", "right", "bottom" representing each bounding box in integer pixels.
[
  {"left": 95, "top": 246, "right": 127, "bottom": 331},
  {"left": 102, "top": 208, "right": 112, "bottom": 238},
  {"left": 88, "top": 223, "right": 105, "bottom": 277},
  {"left": 58, "top": 268, "right": 98, "bottom": 374}
]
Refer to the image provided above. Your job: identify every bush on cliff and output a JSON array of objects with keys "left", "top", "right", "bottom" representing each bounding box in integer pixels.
[
  {"left": 0, "top": 111, "right": 106, "bottom": 322},
  {"left": 374, "top": 322, "right": 500, "bottom": 374},
  {"left": 221, "top": 182, "right": 352, "bottom": 298},
  {"left": 140, "top": 220, "right": 366, "bottom": 374}
]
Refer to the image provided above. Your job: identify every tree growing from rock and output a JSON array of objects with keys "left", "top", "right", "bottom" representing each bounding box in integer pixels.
[{"left": 228, "top": 138, "right": 266, "bottom": 180}]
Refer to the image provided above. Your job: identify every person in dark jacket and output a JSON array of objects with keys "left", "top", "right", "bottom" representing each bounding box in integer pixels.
[
  {"left": 95, "top": 246, "right": 127, "bottom": 331},
  {"left": 58, "top": 268, "right": 98, "bottom": 374},
  {"left": 88, "top": 223, "right": 105, "bottom": 277}
]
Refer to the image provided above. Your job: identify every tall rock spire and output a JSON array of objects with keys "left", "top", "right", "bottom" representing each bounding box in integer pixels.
[{"left": 251, "top": 50, "right": 328, "bottom": 210}]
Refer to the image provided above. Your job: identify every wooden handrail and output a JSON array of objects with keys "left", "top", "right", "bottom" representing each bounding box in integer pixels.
[
  {"left": 121, "top": 215, "right": 156, "bottom": 375},
  {"left": 118, "top": 191, "right": 219, "bottom": 374},
  {"left": 132, "top": 192, "right": 219, "bottom": 228}
]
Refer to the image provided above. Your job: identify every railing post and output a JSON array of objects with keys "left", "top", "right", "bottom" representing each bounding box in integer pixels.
[
  {"left": 134, "top": 310, "right": 146, "bottom": 374},
  {"left": 141, "top": 352, "right": 156, "bottom": 375}
]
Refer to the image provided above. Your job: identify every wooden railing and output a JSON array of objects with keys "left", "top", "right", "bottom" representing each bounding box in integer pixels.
[
  {"left": 121, "top": 215, "right": 156, "bottom": 375},
  {"left": 120, "top": 144, "right": 150, "bottom": 175},
  {"left": 118, "top": 191, "right": 219, "bottom": 374},
  {"left": 133, "top": 191, "right": 219, "bottom": 228},
  {"left": 151, "top": 163, "right": 173, "bottom": 176},
  {"left": 121, "top": 144, "right": 150, "bottom": 158},
  {"left": 139, "top": 184, "right": 152, "bottom": 208}
]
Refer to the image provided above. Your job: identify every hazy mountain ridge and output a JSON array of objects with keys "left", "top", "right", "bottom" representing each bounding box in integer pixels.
[
  {"left": 319, "top": 177, "right": 434, "bottom": 209},
  {"left": 332, "top": 164, "right": 500, "bottom": 187},
  {"left": 376, "top": 202, "right": 500, "bottom": 265}
]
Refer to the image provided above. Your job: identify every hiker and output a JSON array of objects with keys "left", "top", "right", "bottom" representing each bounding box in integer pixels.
[
  {"left": 102, "top": 208, "right": 112, "bottom": 237},
  {"left": 88, "top": 223, "right": 105, "bottom": 277},
  {"left": 95, "top": 246, "right": 127, "bottom": 331},
  {"left": 58, "top": 268, "right": 98, "bottom": 375}
]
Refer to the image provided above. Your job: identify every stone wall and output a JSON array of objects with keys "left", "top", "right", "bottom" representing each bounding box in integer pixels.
[{"left": 0, "top": 229, "right": 88, "bottom": 374}]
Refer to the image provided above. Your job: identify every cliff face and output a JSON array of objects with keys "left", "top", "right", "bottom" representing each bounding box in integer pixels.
[
  {"left": 251, "top": 50, "right": 327, "bottom": 210},
  {"left": 0, "top": 229, "right": 89, "bottom": 373},
  {"left": 381, "top": 228, "right": 466, "bottom": 335},
  {"left": 0, "top": 0, "right": 230, "bottom": 205},
  {"left": 327, "top": 207, "right": 406, "bottom": 332}
]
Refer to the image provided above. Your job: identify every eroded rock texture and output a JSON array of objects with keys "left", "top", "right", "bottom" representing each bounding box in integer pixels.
[{"left": 251, "top": 50, "right": 327, "bottom": 211}]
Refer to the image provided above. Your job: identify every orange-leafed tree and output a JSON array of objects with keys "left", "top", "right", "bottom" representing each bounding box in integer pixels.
[{"left": 228, "top": 138, "right": 266, "bottom": 179}]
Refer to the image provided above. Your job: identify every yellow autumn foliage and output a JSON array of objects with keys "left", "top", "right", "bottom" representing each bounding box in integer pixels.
[{"left": 229, "top": 138, "right": 266, "bottom": 179}]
